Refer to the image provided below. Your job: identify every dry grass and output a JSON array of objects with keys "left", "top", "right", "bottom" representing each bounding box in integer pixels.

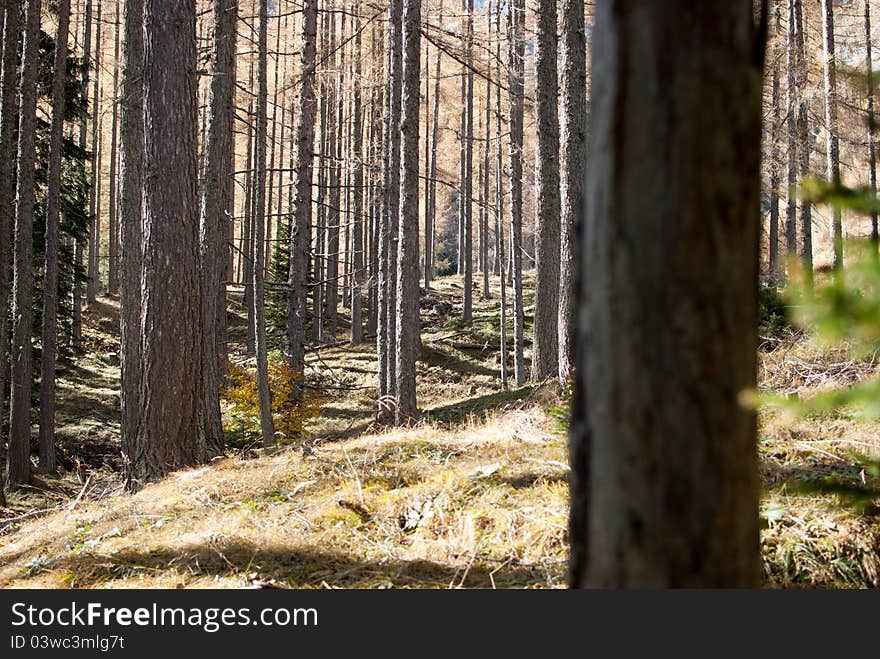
[
  {"left": 0, "top": 406, "right": 567, "bottom": 589},
  {"left": 1, "top": 274, "right": 569, "bottom": 589},
  {"left": 2, "top": 275, "right": 879, "bottom": 588},
  {"left": 758, "top": 333, "right": 880, "bottom": 588}
]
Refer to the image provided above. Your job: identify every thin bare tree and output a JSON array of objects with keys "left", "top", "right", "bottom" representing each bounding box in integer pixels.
[
  {"left": 38, "top": 0, "right": 73, "bottom": 474},
  {"left": 199, "top": 0, "right": 238, "bottom": 458},
  {"left": 507, "top": 0, "right": 525, "bottom": 387},
  {"left": 7, "top": 0, "right": 42, "bottom": 489},
  {"left": 287, "top": 0, "right": 318, "bottom": 392}
]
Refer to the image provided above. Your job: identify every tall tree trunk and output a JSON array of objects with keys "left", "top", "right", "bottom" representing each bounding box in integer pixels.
[
  {"left": 253, "top": 0, "right": 275, "bottom": 449},
  {"left": 120, "top": 0, "right": 145, "bottom": 491},
  {"left": 457, "top": 4, "right": 465, "bottom": 279},
  {"left": 7, "top": 0, "right": 42, "bottom": 489},
  {"left": 822, "top": 0, "right": 842, "bottom": 270},
  {"left": 784, "top": 0, "right": 798, "bottom": 268},
  {"left": 313, "top": 34, "right": 326, "bottom": 344},
  {"left": 508, "top": 0, "right": 525, "bottom": 387},
  {"left": 325, "top": 1, "right": 341, "bottom": 339},
  {"left": 72, "top": 0, "right": 92, "bottom": 350},
  {"left": 237, "top": 112, "right": 251, "bottom": 283},
  {"left": 343, "top": 109, "right": 351, "bottom": 310},
  {"left": 768, "top": 5, "right": 781, "bottom": 281},
  {"left": 426, "top": 0, "right": 442, "bottom": 289},
  {"left": 531, "top": 0, "right": 561, "bottom": 381},
  {"left": 276, "top": 97, "right": 288, "bottom": 268},
  {"left": 462, "top": 0, "right": 473, "bottom": 323},
  {"left": 314, "top": 6, "right": 329, "bottom": 347},
  {"left": 265, "top": 0, "right": 283, "bottom": 277},
  {"left": 199, "top": 0, "right": 237, "bottom": 459},
  {"left": 38, "top": 0, "right": 72, "bottom": 474},
  {"left": 287, "top": 0, "right": 318, "bottom": 391},
  {"left": 87, "top": 1, "right": 102, "bottom": 304},
  {"left": 494, "top": 0, "right": 506, "bottom": 389},
  {"left": 867, "top": 0, "right": 878, "bottom": 251},
  {"left": 569, "top": 0, "right": 764, "bottom": 588},
  {"left": 243, "top": 95, "right": 256, "bottom": 357},
  {"left": 557, "top": 0, "right": 586, "bottom": 382},
  {"left": 350, "top": 1, "right": 364, "bottom": 345},
  {"left": 481, "top": 23, "right": 490, "bottom": 303},
  {"left": 423, "top": 17, "right": 431, "bottom": 290},
  {"left": 130, "top": 0, "right": 204, "bottom": 488},
  {"left": 0, "top": 1, "right": 22, "bottom": 490},
  {"left": 378, "top": 0, "right": 402, "bottom": 421},
  {"left": 395, "top": 0, "right": 421, "bottom": 424},
  {"left": 796, "top": 0, "right": 811, "bottom": 274},
  {"left": 367, "top": 25, "right": 382, "bottom": 338},
  {"left": 107, "top": 3, "right": 120, "bottom": 295}
]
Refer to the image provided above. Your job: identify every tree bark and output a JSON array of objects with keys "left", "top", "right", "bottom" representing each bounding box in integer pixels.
[
  {"left": 129, "top": 0, "right": 204, "bottom": 487},
  {"left": 265, "top": 0, "right": 284, "bottom": 277},
  {"left": 72, "top": 0, "right": 93, "bottom": 350},
  {"left": 821, "top": 0, "right": 842, "bottom": 270},
  {"left": 367, "top": 24, "right": 382, "bottom": 339},
  {"left": 457, "top": 5, "right": 465, "bottom": 279},
  {"left": 531, "top": 0, "right": 561, "bottom": 381},
  {"left": 325, "top": 1, "right": 341, "bottom": 339},
  {"left": 120, "top": 0, "right": 145, "bottom": 490},
  {"left": 378, "top": 0, "right": 402, "bottom": 420},
  {"left": 350, "top": 1, "right": 365, "bottom": 345},
  {"left": 867, "top": 0, "right": 878, "bottom": 251},
  {"left": 395, "top": 0, "right": 421, "bottom": 424},
  {"left": 494, "top": 0, "right": 507, "bottom": 389},
  {"left": 422, "top": 17, "right": 431, "bottom": 290},
  {"left": 199, "top": 0, "right": 238, "bottom": 459},
  {"left": 242, "top": 65, "right": 255, "bottom": 356},
  {"left": 86, "top": 1, "right": 102, "bottom": 304},
  {"left": 107, "top": 4, "right": 120, "bottom": 296},
  {"left": 0, "top": 0, "right": 22, "bottom": 492},
  {"left": 38, "top": 0, "right": 72, "bottom": 474},
  {"left": 569, "top": 0, "right": 764, "bottom": 588},
  {"left": 558, "top": 0, "right": 586, "bottom": 382},
  {"left": 795, "top": 0, "right": 811, "bottom": 274},
  {"left": 784, "top": 0, "right": 798, "bottom": 268},
  {"left": 287, "top": 0, "right": 318, "bottom": 390},
  {"left": 462, "top": 0, "right": 473, "bottom": 323},
  {"left": 480, "top": 18, "right": 490, "bottom": 303},
  {"left": 425, "top": 1, "right": 442, "bottom": 289},
  {"left": 507, "top": 0, "right": 525, "bottom": 387},
  {"left": 238, "top": 100, "right": 252, "bottom": 283},
  {"left": 313, "top": 17, "right": 327, "bottom": 344},
  {"left": 768, "top": 5, "right": 781, "bottom": 281},
  {"left": 254, "top": 0, "right": 276, "bottom": 449},
  {"left": 7, "top": 0, "right": 41, "bottom": 489}
]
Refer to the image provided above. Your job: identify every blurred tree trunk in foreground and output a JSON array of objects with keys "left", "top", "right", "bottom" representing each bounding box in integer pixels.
[{"left": 569, "top": 0, "right": 766, "bottom": 588}]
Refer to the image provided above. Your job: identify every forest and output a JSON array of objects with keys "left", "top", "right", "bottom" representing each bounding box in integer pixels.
[{"left": 0, "top": 0, "right": 879, "bottom": 590}]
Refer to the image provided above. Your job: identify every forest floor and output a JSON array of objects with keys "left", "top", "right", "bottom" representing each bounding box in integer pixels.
[{"left": 1, "top": 274, "right": 879, "bottom": 588}]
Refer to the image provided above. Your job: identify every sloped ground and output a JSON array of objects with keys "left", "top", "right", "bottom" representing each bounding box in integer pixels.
[
  {"left": 1, "top": 273, "right": 570, "bottom": 588},
  {"left": 1, "top": 274, "right": 879, "bottom": 588},
  {"left": 0, "top": 407, "right": 566, "bottom": 588}
]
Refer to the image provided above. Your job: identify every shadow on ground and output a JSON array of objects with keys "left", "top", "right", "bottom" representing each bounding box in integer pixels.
[
  {"left": 423, "top": 386, "right": 535, "bottom": 426},
  {"left": 34, "top": 541, "right": 557, "bottom": 589}
]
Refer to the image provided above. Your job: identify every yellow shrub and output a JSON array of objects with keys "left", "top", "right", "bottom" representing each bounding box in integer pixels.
[{"left": 222, "top": 357, "right": 326, "bottom": 446}]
